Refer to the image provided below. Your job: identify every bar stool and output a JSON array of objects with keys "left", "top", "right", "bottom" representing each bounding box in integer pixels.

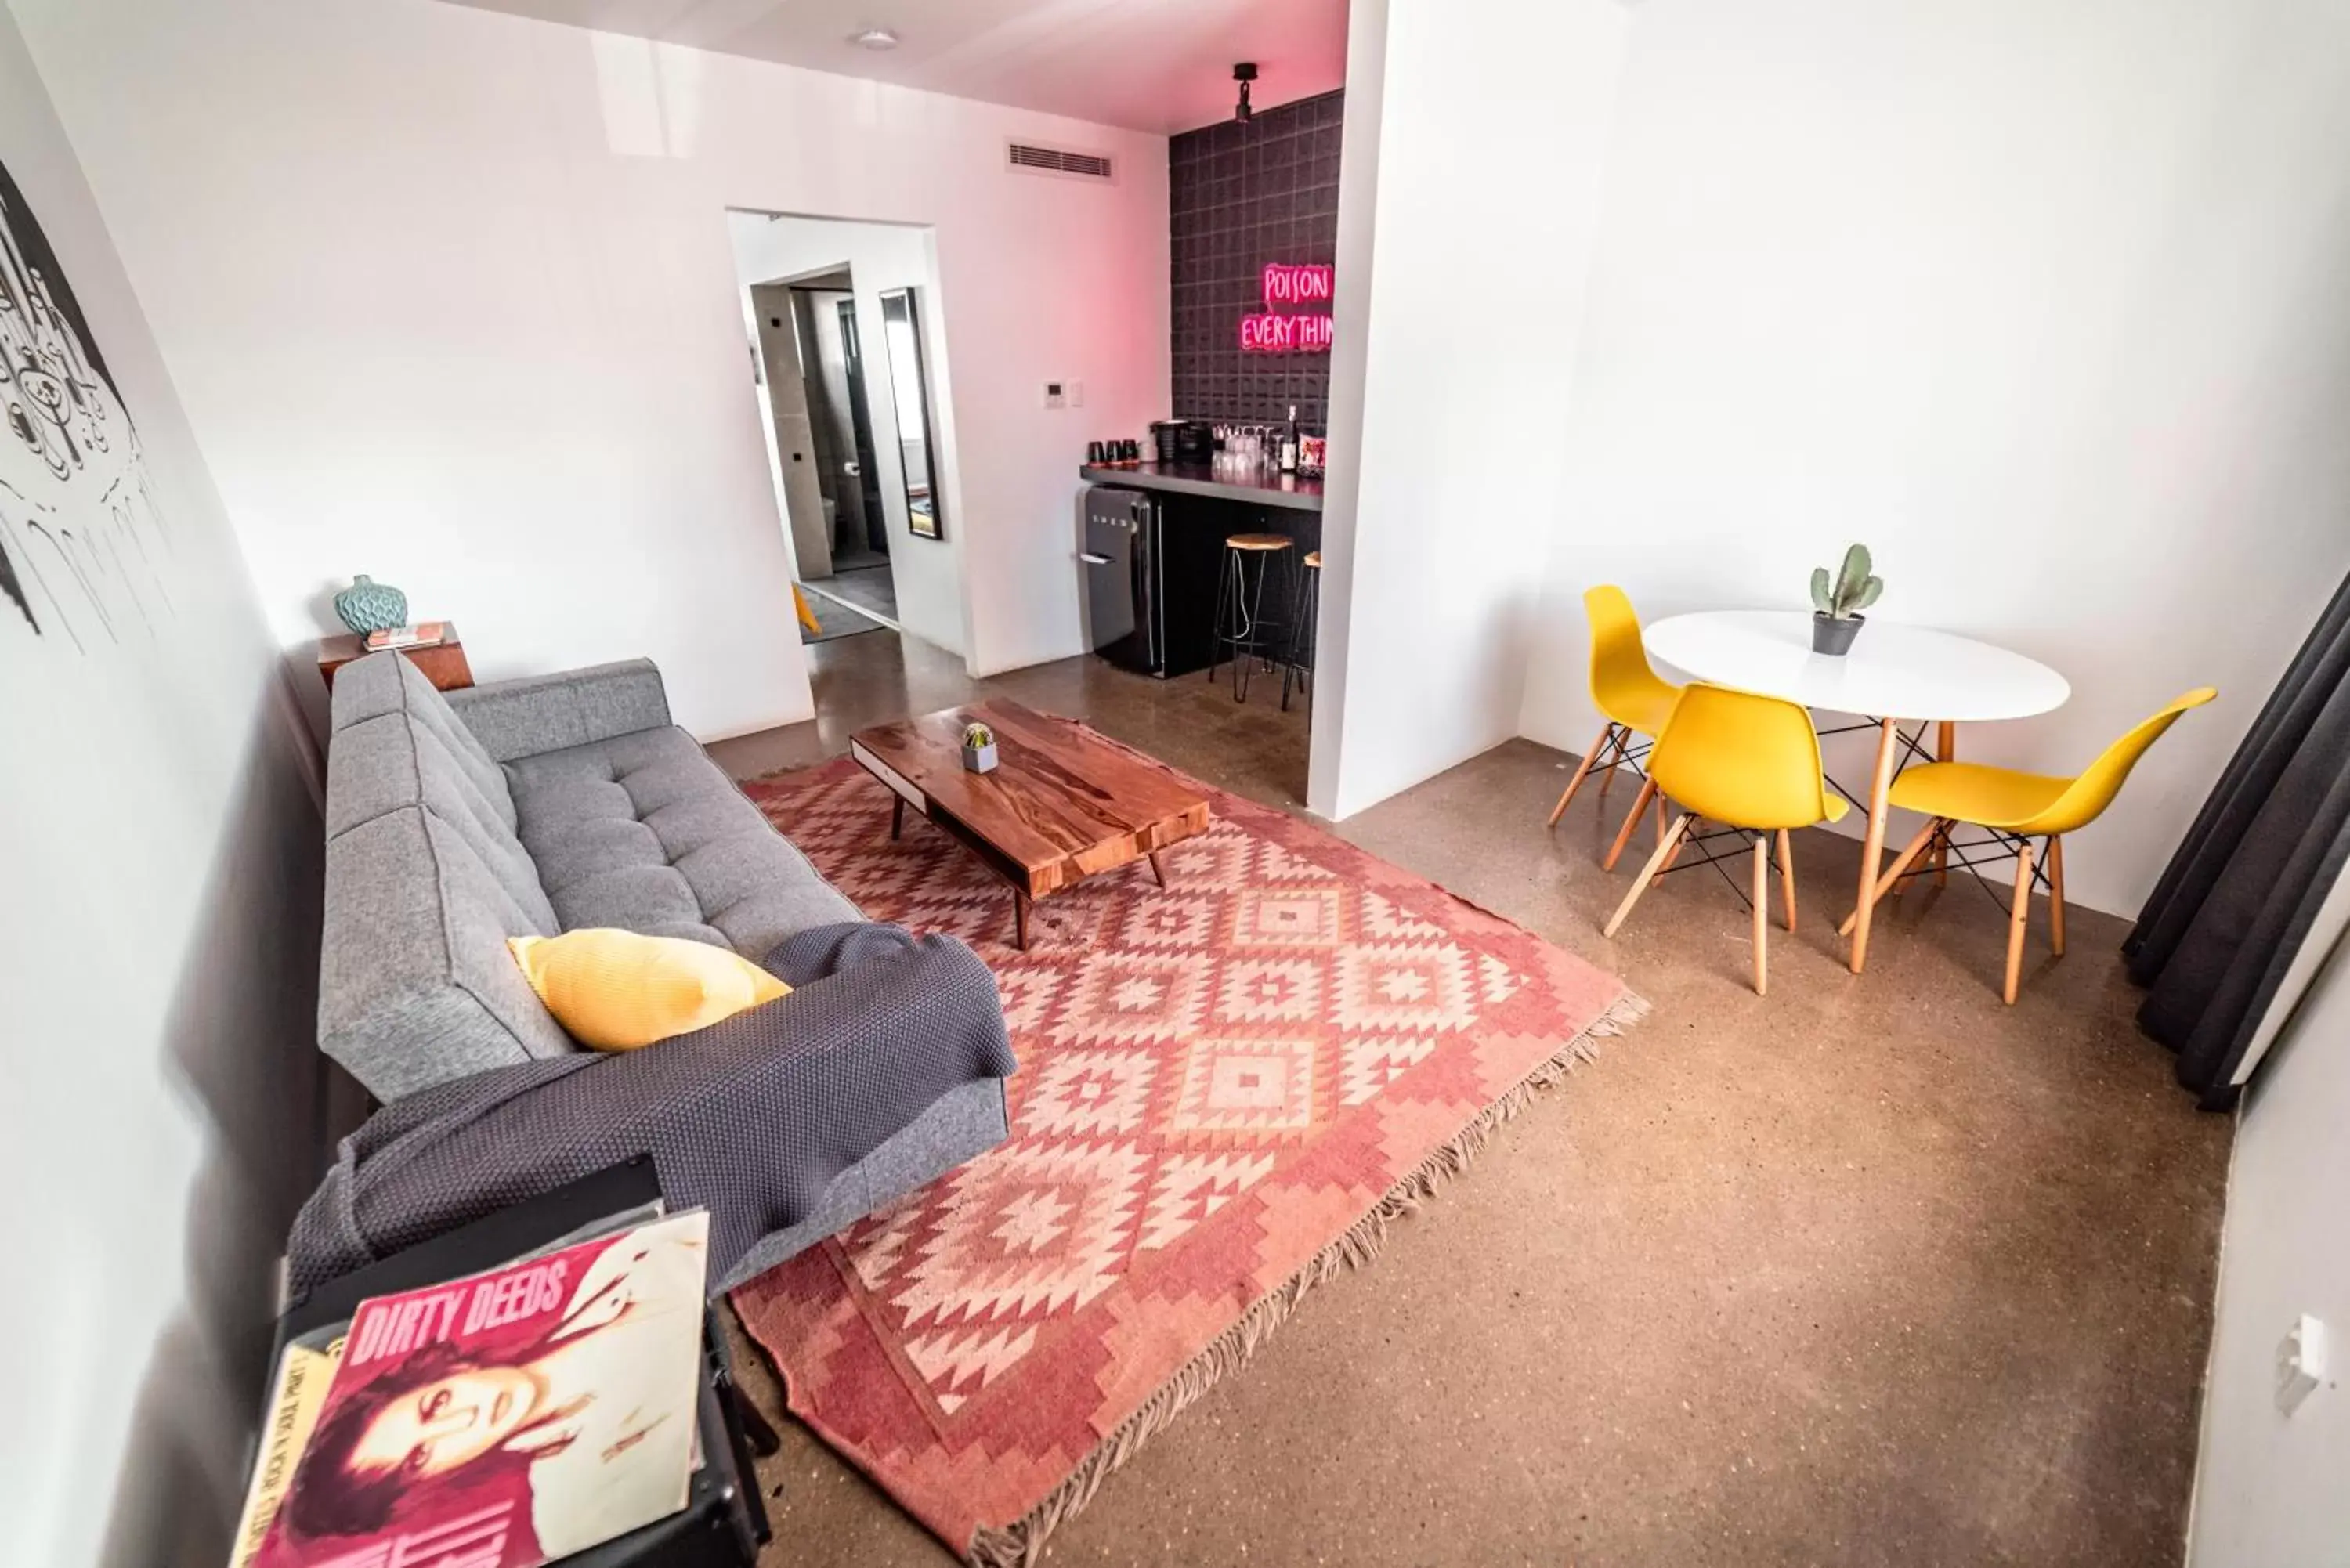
[
  {"left": 1208, "top": 533, "right": 1294, "bottom": 703},
  {"left": 1282, "top": 551, "right": 1321, "bottom": 712}
]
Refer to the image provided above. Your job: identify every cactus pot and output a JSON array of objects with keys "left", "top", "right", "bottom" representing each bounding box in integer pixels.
[
  {"left": 1812, "top": 612, "right": 1864, "bottom": 656},
  {"left": 962, "top": 739, "right": 997, "bottom": 774}
]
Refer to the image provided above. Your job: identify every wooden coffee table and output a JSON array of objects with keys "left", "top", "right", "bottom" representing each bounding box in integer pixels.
[{"left": 848, "top": 700, "right": 1211, "bottom": 948}]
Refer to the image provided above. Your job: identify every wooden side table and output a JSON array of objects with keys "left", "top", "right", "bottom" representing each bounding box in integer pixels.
[{"left": 316, "top": 622, "right": 473, "bottom": 692}]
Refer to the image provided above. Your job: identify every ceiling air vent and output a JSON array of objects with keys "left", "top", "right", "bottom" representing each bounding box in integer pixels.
[{"left": 1006, "top": 140, "right": 1115, "bottom": 183}]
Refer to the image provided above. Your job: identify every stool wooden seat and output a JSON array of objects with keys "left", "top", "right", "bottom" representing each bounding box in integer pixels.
[
  {"left": 1303, "top": 550, "right": 1322, "bottom": 568},
  {"left": 1227, "top": 533, "right": 1292, "bottom": 551}
]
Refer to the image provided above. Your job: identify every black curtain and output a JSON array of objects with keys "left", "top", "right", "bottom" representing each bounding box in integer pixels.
[{"left": 2126, "top": 569, "right": 2350, "bottom": 1110}]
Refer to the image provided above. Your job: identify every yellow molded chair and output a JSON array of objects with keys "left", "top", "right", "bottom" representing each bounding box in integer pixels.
[
  {"left": 1838, "top": 688, "right": 2216, "bottom": 1003},
  {"left": 1602, "top": 684, "right": 1851, "bottom": 995},
  {"left": 1547, "top": 585, "right": 1684, "bottom": 829}
]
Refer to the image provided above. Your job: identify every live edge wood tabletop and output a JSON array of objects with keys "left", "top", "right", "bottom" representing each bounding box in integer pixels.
[
  {"left": 848, "top": 699, "right": 1212, "bottom": 949},
  {"left": 316, "top": 622, "right": 473, "bottom": 692}
]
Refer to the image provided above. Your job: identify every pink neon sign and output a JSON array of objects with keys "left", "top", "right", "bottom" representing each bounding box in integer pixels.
[
  {"left": 1240, "top": 312, "right": 1335, "bottom": 352},
  {"left": 1260, "top": 263, "right": 1334, "bottom": 308},
  {"left": 1241, "top": 262, "right": 1335, "bottom": 353}
]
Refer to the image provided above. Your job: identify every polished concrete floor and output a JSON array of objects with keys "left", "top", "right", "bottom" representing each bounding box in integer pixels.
[
  {"left": 804, "top": 563, "right": 898, "bottom": 624},
  {"left": 710, "top": 631, "right": 2229, "bottom": 1568}
]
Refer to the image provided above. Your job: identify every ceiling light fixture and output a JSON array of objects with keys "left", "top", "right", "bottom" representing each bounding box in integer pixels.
[
  {"left": 851, "top": 26, "right": 899, "bottom": 50},
  {"left": 1233, "top": 62, "right": 1257, "bottom": 125}
]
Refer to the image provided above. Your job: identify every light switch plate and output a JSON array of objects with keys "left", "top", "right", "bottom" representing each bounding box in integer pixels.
[
  {"left": 2279, "top": 1313, "right": 2327, "bottom": 1414},
  {"left": 1066, "top": 379, "right": 1085, "bottom": 408}
]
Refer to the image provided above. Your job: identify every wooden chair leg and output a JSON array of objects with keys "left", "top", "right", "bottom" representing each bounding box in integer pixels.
[
  {"left": 1777, "top": 829, "right": 1797, "bottom": 932},
  {"left": 1654, "top": 787, "right": 1667, "bottom": 847},
  {"left": 1654, "top": 815, "right": 1698, "bottom": 886},
  {"left": 2004, "top": 840, "right": 2034, "bottom": 1004},
  {"left": 1751, "top": 833, "right": 1770, "bottom": 996},
  {"left": 1839, "top": 818, "right": 1943, "bottom": 938},
  {"left": 2048, "top": 836, "right": 2066, "bottom": 957},
  {"left": 1934, "top": 721, "right": 1955, "bottom": 886},
  {"left": 1605, "top": 814, "right": 1689, "bottom": 938},
  {"left": 1604, "top": 778, "right": 1658, "bottom": 871},
  {"left": 1548, "top": 721, "right": 1617, "bottom": 827}
]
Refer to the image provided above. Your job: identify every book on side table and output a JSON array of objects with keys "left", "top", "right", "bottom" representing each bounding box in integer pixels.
[
  {"left": 233, "top": 1161, "right": 770, "bottom": 1568},
  {"left": 363, "top": 621, "right": 449, "bottom": 652}
]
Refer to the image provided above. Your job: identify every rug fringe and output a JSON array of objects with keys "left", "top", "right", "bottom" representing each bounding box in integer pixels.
[{"left": 964, "top": 987, "right": 1650, "bottom": 1568}]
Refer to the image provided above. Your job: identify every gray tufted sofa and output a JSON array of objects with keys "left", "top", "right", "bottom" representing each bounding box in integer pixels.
[{"left": 315, "top": 652, "right": 1011, "bottom": 1270}]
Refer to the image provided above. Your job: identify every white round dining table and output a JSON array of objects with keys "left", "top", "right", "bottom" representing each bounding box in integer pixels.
[{"left": 1640, "top": 609, "right": 2070, "bottom": 974}]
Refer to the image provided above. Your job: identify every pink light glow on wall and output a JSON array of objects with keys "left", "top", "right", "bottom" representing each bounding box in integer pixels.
[{"left": 1242, "top": 262, "right": 1336, "bottom": 353}]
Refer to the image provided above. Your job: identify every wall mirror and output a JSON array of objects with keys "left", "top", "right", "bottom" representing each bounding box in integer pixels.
[{"left": 877, "top": 287, "right": 942, "bottom": 540}]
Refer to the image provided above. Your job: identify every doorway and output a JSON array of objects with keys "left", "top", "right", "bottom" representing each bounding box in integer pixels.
[
  {"left": 731, "top": 208, "right": 965, "bottom": 688},
  {"left": 756, "top": 271, "right": 898, "bottom": 627}
]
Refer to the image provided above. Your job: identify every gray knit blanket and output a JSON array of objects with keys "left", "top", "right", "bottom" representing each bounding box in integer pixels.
[{"left": 286, "top": 923, "right": 1016, "bottom": 1299}]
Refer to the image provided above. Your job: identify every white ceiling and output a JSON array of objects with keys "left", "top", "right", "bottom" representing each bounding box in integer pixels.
[{"left": 441, "top": 0, "right": 1349, "bottom": 135}]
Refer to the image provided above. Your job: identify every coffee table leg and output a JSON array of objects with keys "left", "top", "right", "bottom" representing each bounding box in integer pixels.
[
  {"left": 1148, "top": 850, "right": 1169, "bottom": 889},
  {"left": 891, "top": 796, "right": 905, "bottom": 840},
  {"left": 1014, "top": 890, "right": 1030, "bottom": 951}
]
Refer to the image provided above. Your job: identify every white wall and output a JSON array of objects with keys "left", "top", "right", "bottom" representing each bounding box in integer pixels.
[
  {"left": 1516, "top": 0, "right": 2350, "bottom": 916},
  {"left": 0, "top": 11, "right": 326, "bottom": 1566},
  {"left": 729, "top": 211, "right": 972, "bottom": 662},
  {"left": 1301, "top": 0, "right": 1387, "bottom": 821},
  {"left": 2190, "top": 922, "right": 2350, "bottom": 1566},
  {"left": 12, "top": 0, "right": 1168, "bottom": 741},
  {"left": 1316, "top": 0, "right": 1632, "bottom": 820}
]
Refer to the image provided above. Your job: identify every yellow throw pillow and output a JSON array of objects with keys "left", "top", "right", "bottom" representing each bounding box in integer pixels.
[{"left": 508, "top": 929, "right": 790, "bottom": 1051}]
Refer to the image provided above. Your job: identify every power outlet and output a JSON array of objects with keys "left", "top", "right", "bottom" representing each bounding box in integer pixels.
[{"left": 2278, "top": 1314, "right": 2328, "bottom": 1414}]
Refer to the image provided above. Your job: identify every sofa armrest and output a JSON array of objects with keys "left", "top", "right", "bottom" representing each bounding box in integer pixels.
[{"left": 444, "top": 658, "right": 672, "bottom": 761}]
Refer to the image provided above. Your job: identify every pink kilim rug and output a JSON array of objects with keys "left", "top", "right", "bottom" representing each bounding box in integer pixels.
[{"left": 732, "top": 744, "right": 1642, "bottom": 1566}]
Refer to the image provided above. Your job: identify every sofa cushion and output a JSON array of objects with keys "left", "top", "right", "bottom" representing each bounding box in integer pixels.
[
  {"left": 320, "top": 807, "right": 577, "bottom": 1099},
  {"left": 327, "top": 710, "right": 559, "bottom": 937},
  {"left": 443, "top": 659, "right": 672, "bottom": 764},
  {"left": 320, "top": 654, "right": 571, "bottom": 1097},
  {"left": 506, "top": 727, "right": 863, "bottom": 956},
  {"left": 331, "top": 653, "right": 518, "bottom": 830}
]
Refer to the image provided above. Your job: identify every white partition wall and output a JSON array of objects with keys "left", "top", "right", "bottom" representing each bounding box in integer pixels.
[{"left": 1311, "top": 0, "right": 1632, "bottom": 822}]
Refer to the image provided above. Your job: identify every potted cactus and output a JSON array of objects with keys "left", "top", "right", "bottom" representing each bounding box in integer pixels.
[
  {"left": 1809, "top": 543, "right": 1882, "bottom": 655},
  {"left": 961, "top": 721, "right": 998, "bottom": 774}
]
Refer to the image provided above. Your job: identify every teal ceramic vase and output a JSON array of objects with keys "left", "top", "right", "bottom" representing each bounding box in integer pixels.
[{"left": 334, "top": 574, "right": 408, "bottom": 634}]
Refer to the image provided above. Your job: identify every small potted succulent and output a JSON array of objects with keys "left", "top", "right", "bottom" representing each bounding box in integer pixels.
[
  {"left": 961, "top": 721, "right": 997, "bottom": 774},
  {"left": 1809, "top": 543, "right": 1882, "bottom": 656}
]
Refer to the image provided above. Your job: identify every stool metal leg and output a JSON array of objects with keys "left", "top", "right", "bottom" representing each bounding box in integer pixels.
[
  {"left": 1235, "top": 551, "right": 1263, "bottom": 702},
  {"left": 1282, "top": 564, "right": 1318, "bottom": 713},
  {"left": 1222, "top": 550, "right": 1241, "bottom": 681}
]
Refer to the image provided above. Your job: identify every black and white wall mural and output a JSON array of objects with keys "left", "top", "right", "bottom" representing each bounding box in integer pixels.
[{"left": 0, "top": 153, "right": 174, "bottom": 650}]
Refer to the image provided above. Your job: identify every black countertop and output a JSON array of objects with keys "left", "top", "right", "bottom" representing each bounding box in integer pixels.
[{"left": 1079, "top": 461, "right": 1325, "bottom": 512}]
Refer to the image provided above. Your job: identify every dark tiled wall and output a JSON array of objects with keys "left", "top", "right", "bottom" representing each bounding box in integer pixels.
[{"left": 1170, "top": 89, "right": 1343, "bottom": 428}]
